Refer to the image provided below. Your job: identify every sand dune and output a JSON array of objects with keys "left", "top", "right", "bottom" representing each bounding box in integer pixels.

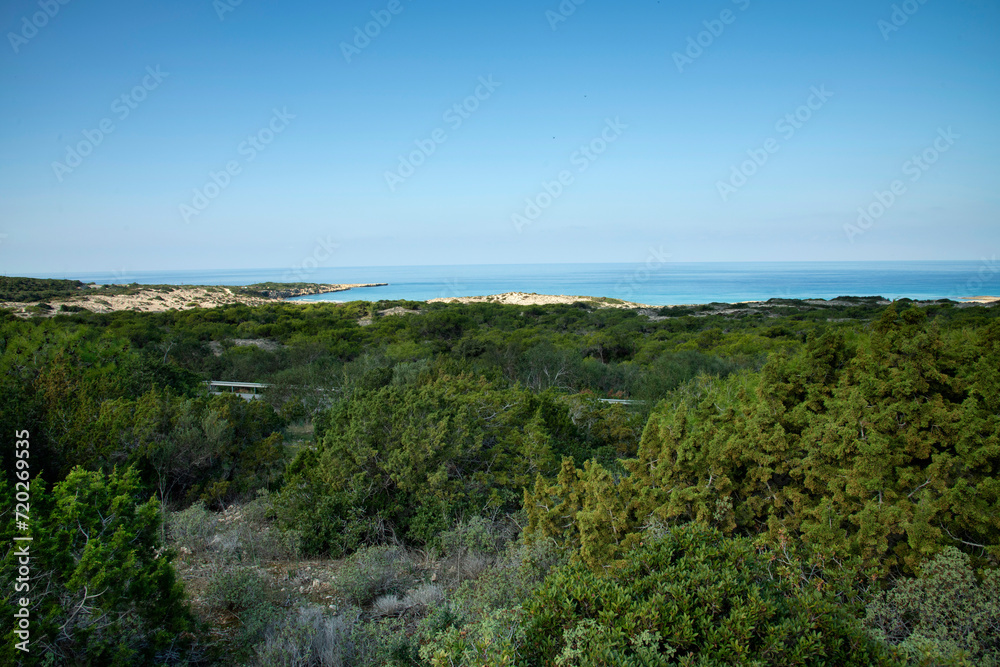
[{"left": 427, "top": 291, "right": 651, "bottom": 308}]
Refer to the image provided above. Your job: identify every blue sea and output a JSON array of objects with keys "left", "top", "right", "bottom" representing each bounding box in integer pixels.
[{"left": 43, "top": 261, "right": 999, "bottom": 307}]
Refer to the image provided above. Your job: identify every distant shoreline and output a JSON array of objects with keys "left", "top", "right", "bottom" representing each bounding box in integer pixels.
[
  {"left": 429, "top": 292, "right": 1000, "bottom": 308},
  {"left": 11, "top": 261, "right": 995, "bottom": 306},
  {"left": 1, "top": 278, "right": 997, "bottom": 318}
]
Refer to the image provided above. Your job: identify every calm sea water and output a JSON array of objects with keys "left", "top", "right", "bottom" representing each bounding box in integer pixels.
[{"left": 45, "top": 261, "right": 999, "bottom": 307}]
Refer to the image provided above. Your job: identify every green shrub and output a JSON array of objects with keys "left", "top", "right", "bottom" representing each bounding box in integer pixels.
[
  {"left": 435, "top": 515, "right": 518, "bottom": 585},
  {"left": 391, "top": 358, "right": 432, "bottom": 385},
  {"left": 169, "top": 495, "right": 301, "bottom": 563},
  {"left": 206, "top": 566, "right": 278, "bottom": 645},
  {"left": 520, "top": 523, "right": 900, "bottom": 666},
  {"left": 335, "top": 545, "right": 414, "bottom": 608},
  {"left": 278, "top": 396, "right": 309, "bottom": 422},
  {"left": 0, "top": 467, "right": 197, "bottom": 666},
  {"left": 207, "top": 566, "right": 268, "bottom": 611},
  {"left": 286, "top": 375, "right": 582, "bottom": 554},
  {"left": 865, "top": 547, "right": 1000, "bottom": 666},
  {"left": 350, "top": 613, "right": 425, "bottom": 666},
  {"left": 420, "top": 540, "right": 564, "bottom": 667},
  {"left": 274, "top": 449, "right": 380, "bottom": 558},
  {"left": 167, "top": 500, "right": 216, "bottom": 553},
  {"left": 234, "top": 491, "right": 303, "bottom": 562},
  {"left": 0, "top": 276, "right": 84, "bottom": 301},
  {"left": 420, "top": 607, "right": 525, "bottom": 667}
]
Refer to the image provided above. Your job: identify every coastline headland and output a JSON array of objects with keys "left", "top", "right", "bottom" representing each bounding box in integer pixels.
[{"left": 0, "top": 279, "right": 387, "bottom": 316}]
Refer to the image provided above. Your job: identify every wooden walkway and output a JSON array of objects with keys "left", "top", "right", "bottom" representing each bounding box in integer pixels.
[
  {"left": 206, "top": 381, "right": 645, "bottom": 405},
  {"left": 206, "top": 381, "right": 269, "bottom": 400}
]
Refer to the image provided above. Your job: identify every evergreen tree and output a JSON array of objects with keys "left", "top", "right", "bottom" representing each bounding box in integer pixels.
[{"left": 0, "top": 466, "right": 196, "bottom": 666}]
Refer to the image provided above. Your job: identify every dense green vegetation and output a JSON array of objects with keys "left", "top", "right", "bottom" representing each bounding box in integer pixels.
[
  {"left": 519, "top": 523, "right": 897, "bottom": 666},
  {"left": 525, "top": 306, "right": 1000, "bottom": 576},
  {"left": 0, "top": 277, "right": 86, "bottom": 302},
  {"left": 0, "top": 276, "right": 192, "bottom": 305},
  {"left": 233, "top": 282, "right": 361, "bottom": 298},
  {"left": 1, "top": 295, "right": 998, "bottom": 665}
]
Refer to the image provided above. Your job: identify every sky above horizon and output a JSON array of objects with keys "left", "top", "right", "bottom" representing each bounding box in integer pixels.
[{"left": 1, "top": 0, "right": 998, "bottom": 276}]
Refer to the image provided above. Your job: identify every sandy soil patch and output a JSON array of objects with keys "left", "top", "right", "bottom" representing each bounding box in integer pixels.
[{"left": 427, "top": 291, "right": 651, "bottom": 308}]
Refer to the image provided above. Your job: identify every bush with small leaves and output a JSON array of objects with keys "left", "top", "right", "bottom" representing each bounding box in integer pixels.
[
  {"left": 865, "top": 547, "right": 1000, "bottom": 666},
  {"left": 273, "top": 449, "right": 377, "bottom": 558},
  {"left": 421, "top": 606, "right": 525, "bottom": 667},
  {"left": 436, "top": 516, "right": 506, "bottom": 585},
  {"left": 371, "top": 594, "right": 409, "bottom": 618},
  {"left": 167, "top": 500, "right": 216, "bottom": 553},
  {"left": 233, "top": 491, "right": 303, "bottom": 562},
  {"left": 419, "top": 540, "right": 564, "bottom": 667},
  {"left": 335, "top": 545, "right": 414, "bottom": 608},
  {"left": 402, "top": 582, "right": 445, "bottom": 610},
  {"left": 521, "top": 523, "right": 901, "bottom": 666},
  {"left": 350, "top": 612, "right": 425, "bottom": 666},
  {"left": 206, "top": 566, "right": 278, "bottom": 646},
  {"left": 0, "top": 467, "right": 197, "bottom": 666},
  {"left": 439, "top": 515, "right": 513, "bottom": 557},
  {"left": 254, "top": 606, "right": 357, "bottom": 667}
]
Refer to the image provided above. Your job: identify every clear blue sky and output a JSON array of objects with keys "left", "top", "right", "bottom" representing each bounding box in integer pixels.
[{"left": 1, "top": 0, "right": 998, "bottom": 274}]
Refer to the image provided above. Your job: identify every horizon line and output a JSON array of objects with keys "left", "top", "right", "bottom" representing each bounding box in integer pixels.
[{"left": 7, "top": 257, "right": 993, "bottom": 280}]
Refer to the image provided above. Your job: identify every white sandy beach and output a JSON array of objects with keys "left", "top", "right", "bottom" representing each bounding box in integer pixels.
[{"left": 427, "top": 291, "right": 653, "bottom": 308}]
